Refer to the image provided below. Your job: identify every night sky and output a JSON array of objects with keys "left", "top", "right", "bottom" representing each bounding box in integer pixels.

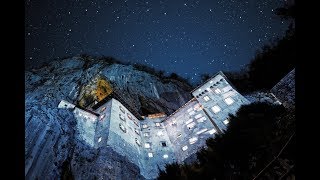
[{"left": 25, "top": 0, "right": 290, "bottom": 83}]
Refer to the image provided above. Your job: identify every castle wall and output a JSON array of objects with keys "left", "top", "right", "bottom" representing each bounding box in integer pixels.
[
  {"left": 73, "top": 107, "right": 98, "bottom": 147},
  {"left": 94, "top": 100, "right": 112, "bottom": 148},
  {"left": 140, "top": 116, "right": 176, "bottom": 179},
  {"left": 163, "top": 98, "right": 218, "bottom": 163},
  {"left": 106, "top": 99, "right": 145, "bottom": 171},
  {"left": 192, "top": 72, "right": 250, "bottom": 132}
]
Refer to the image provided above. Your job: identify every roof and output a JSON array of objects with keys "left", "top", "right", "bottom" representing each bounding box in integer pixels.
[{"left": 191, "top": 71, "right": 235, "bottom": 93}]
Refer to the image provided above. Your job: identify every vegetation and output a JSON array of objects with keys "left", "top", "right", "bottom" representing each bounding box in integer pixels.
[{"left": 158, "top": 103, "right": 295, "bottom": 179}]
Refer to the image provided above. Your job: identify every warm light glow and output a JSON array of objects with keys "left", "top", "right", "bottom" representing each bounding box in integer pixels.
[
  {"left": 224, "top": 97, "right": 234, "bottom": 105},
  {"left": 223, "top": 119, "right": 229, "bottom": 125},
  {"left": 211, "top": 105, "right": 221, "bottom": 113},
  {"left": 182, "top": 146, "right": 188, "bottom": 151}
]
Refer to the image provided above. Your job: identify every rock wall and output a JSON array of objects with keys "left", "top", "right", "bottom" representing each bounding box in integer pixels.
[{"left": 25, "top": 57, "right": 191, "bottom": 179}]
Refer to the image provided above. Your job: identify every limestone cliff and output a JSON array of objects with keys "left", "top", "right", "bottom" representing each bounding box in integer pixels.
[{"left": 25, "top": 56, "right": 192, "bottom": 179}]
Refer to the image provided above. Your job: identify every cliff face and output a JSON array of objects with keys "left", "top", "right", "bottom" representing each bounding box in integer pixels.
[{"left": 25, "top": 57, "right": 192, "bottom": 179}]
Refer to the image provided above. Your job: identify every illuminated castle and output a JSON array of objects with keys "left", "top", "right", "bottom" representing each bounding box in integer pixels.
[{"left": 58, "top": 71, "right": 250, "bottom": 179}]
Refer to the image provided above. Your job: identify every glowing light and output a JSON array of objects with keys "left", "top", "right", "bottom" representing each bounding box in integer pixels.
[
  {"left": 148, "top": 153, "right": 153, "bottom": 158},
  {"left": 145, "top": 143, "right": 151, "bottom": 148},
  {"left": 182, "top": 146, "right": 188, "bottom": 151},
  {"left": 208, "top": 129, "right": 216, "bottom": 135},
  {"left": 98, "top": 137, "right": 102, "bottom": 142},
  {"left": 163, "top": 154, "right": 168, "bottom": 159},
  {"left": 155, "top": 122, "right": 161, "bottom": 127},
  {"left": 211, "top": 105, "right": 221, "bottom": 113},
  {"left": 224, "top": 97, "right": 234, "bottom": 105},
  {"left": 185, "top": 119, "right": 193, "bottom": 125},
  {"left": 189, "top": 137, "right": 198, "bottom": 144},
  {"left": 223, "top": 119, "right": 229, "bottom": 125},
  {"left": 196, "top": 128, "right": 208, "bottom": 135},
  {"left": 214, "top": 88, "right": 222, "bottom": 94}
]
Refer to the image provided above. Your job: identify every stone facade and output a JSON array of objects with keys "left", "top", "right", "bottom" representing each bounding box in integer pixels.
[{"left": 65, "top": 71, "right": 250, "bottom": 179}]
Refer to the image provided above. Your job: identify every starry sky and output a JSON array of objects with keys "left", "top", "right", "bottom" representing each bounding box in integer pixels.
[{"left": 25, "top": 0, "right": 290, "bottom": 83}]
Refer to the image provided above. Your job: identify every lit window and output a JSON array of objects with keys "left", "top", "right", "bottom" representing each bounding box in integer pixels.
[
  {"left": 135, "top": 138, "right": 141, "bottom": 146},
  {"left": 223, "top": 119, "right": 229, "bottom": 125},
  {"left": 187, "top": 122, "right": 196, "bottom": 129},
  {"left": 214, "top": 88, "right": 221, "bottom": 94},
  {"left": 144, "top": 143, "right": 151, "bottom": 149},
  {"left": 210, "top": 80, "right": 213, "bottom": 83},
  {"left": 203, "top": 96, "right": 210, "bottom": 101},
  {"left": 211, "top": 105, "right": 221, "bottom": 114},
  {"left": 144, "top": 132, "right": 150, "bottom": 137},
  {"left": 157, "top": 131, "right": 163, "bottom": 136},
  {"left": 224, "top": 97, "right": 234, "bottom": 105},
  {"left": 196, "top": 128, "right": 208, "bottom": 135},
  {"left": 100, "top": 107, "right": 106, "bottom": 113},
  {"left": 134, "top": 128, "right": 140, "bottom": 135},
  {"left": 197, "top": 117, "right": 206, "bottom": 123},
  {"left": 119, "top": 123, "right": 126, "bottom": 133},
  {"left": 189, "top": 137, "right": 198, "bottom": 144},
  {"left": 148, "top": 152, "right": 153, "bottom": 158},
  {"left": 206, "top": 88, "right": 211, "bottom": 92},
  {"left": 163, "top": 154, "right": 168, "bottom": 159},
  {"left": 182, "top": 146, "right": 188, "bottom": 151},
  {"left": 100, "top": 114, "right": 105, "bottom": 120},
  {"left": 198, "top": 88, "right": 202, "bottom": 92},
  {"left": 155, "top": 122, "right": 161, "bottom": 127},
  {"left": 185, "top": 119, "right": 193, "bottom": 125},
  {"left": 189, "top": 111, "right": 195, "bottom": 115},
  {"left": 208, "top": 129, "right": 216, "bottom": 135},
  {"left": 119, "top": 106, "right": 125, "bottom": 113},
  {"left": 142, "top": 124, "right": 148, "bottom": 129},
  {"left": 187, "top": 108, "right": 193, "bottom": 112},
  {"left": 119, "top": 114, "right": 126, "bottom": 121},
  {"left": 98, "top": 137, "right": 102, "bottom": 143},
  {"left": 127, "top": 114, "right": 132, "bottom": 120},
  {"left": 194, "top": 114, "right": 203, "bottom": 119}
]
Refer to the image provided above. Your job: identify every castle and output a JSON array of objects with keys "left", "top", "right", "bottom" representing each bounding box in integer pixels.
[{"left": 58, "top": 71, "right": 251, "bottom": 179}]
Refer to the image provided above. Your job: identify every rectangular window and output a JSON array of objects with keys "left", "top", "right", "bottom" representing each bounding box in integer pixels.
[
  {"left": 196, "top": 128, "right": 208, "bottom": 135},
  {"left": 155, "top": 122, "right": 161, "bottom": 127},
  {"left": 189, "top": 137, "right": 198, "bottom": 144},
  {"left": 142, "top": 124, "right": 148, "bottom": 129},
  {"left": 197, "top": 117, "right": 206, "bottom": 123},
  {"left": 148, "top": 152, "right": 153, "bottom": 158},
  {"left": 203, "top": 96, "right": 210, "bottom": 101},
  {"left": 223, "top": 119, "right": 229, "bottom": 125},
  {"left": 187, "top": 122, "right": 196, "bottom": 129},
  {"left": 214, "top": 88, "right": 222, "bottom": 94},
  {"left": 182, "top": 145, "right": 188, "bottom": 151},
  {"left": 211, "top": 105, "right": 221, "bottom": 114},
  {"left": 144, "top": 143, "right": 151, "bottom": 149},
  {"left": 188, "top": 111, "right": 195, "bottom": 115},
  {"left": 185, "top": 119, "right": 193, "bottom": 125},
  {"left": 161, "top": 141, "right": 167, "bottom": 147},
  {"left": 163, "top": 154, "right": 168, "bottom": 159},
  {"left": 194, "top": 114, "right": 203, "bottom": 119},
  {"left": 224, "top": 97, "right": 234, "bottom": 105},
  {"left": 208, "top": 129, "right": 216, "bottom": 135}
]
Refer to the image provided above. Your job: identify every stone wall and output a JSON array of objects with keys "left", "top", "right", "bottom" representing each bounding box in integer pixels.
[{"left": 163, "top": 98, "right": 217, "bottom": 163}]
